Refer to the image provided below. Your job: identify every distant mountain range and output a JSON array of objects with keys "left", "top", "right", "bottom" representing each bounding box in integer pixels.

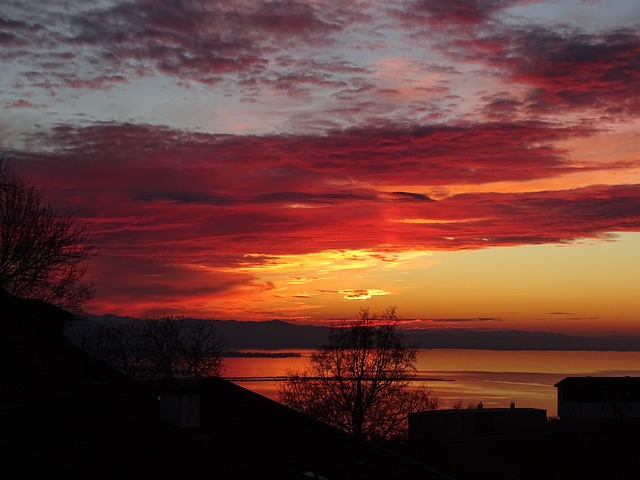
[{"left": 83, "top": 314, "right": 640, "bottom": 351}]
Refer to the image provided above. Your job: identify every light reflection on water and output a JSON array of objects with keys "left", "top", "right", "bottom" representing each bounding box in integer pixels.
[{"left": 223, "top": 349, "right": 640, "bottom": 418}]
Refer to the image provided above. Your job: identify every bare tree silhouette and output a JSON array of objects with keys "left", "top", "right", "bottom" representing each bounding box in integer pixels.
[
  {"left": 278, "top": 306, "right": 440, "bottom": 441},
  {"left": 66, "top": 315, "right": 226, "bottom": 378},
  {"left": 0, "top": 156, "right": 95, "bottom": 310}
]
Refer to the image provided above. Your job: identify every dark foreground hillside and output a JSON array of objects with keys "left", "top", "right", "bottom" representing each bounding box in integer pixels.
[{"left": 397, "top": 421, "right": 640, "bottom": 479}]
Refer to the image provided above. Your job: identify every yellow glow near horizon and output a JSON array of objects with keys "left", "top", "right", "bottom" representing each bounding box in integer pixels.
[
  {"left": 208, "top": 233, "right": 640, "bottom": 334},
  {"left": 393, "top": 233, "right": 640, "bottom": 334},
  {"left": 227, "top": 249, "right": 436, "bottom": 277}
]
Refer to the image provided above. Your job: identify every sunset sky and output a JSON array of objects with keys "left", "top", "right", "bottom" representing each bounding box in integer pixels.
[{"left": 1, "top": 0, "right": 639, "bottom": 335}]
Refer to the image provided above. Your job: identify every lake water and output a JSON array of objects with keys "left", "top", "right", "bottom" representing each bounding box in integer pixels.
[{"left": 223, "top": 349, "right": 640, "bottom": 418}]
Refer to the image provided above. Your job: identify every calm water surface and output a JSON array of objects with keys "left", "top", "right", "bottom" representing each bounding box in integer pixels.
[{"left": 224, "top": 349, "right": 640, "bottom": 418}]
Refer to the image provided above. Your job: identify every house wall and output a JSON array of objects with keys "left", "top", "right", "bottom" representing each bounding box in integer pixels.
[
  {"left": 409, "top": 408, "right": 547, "bottom": 444},
  {"left": 409, "top": 411, "right": 478, "bottom": 443},
  {"left": 488, "top": 409, "right": 548, "bottom": 432},
  {"left": 558, "top": 400, "right": 640, "bottom": 421}
]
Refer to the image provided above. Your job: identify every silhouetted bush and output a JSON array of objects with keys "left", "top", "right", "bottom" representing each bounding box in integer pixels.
[{"left": 66, "top": 315, "right": 225, "bottom": 378}]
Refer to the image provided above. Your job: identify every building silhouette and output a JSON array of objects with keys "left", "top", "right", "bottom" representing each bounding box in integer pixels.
[
  {"left": 0, "top": 287, "right": 452, "bottom": 480},
  {"left": 555, "top": 376, "right": 640, "bottom": 422}
]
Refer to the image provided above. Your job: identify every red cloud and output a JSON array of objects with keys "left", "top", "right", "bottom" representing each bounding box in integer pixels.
[
  {"left": 77, "top": 179, "right": 640, "bottom": 317},
  {"left": 404, "top": 0, "right": 528, "bottom": 26},
  {"left": 10, "top": 121, "right": 637, "bottom": 256},
  {"left": 87, "top": 253, "right": 259, "bottom": 317},
  {"left": 497, "top": 27, "right": 640, "bottom": 117},
  {"left": 18, "top": 120, "right": 595, "bottom": 200},
  {"left": 8, "top": 121, "right": 639, "bottom": 317},
  {"left": 418, "top": 184, "right": 640, "bottom": 250},
  {"left": 447, "top": 25, "right": 640, "bottom": 118}
]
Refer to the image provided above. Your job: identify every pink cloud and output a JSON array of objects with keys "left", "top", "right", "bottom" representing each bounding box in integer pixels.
[
  {"left": 2, "top": 0, "right": 363, "bottom": 91},
  {"left": 5, "top": 99, "right": 42, "bottom": 109}
]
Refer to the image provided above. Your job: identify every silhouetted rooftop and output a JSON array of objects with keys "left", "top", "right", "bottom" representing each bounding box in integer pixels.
[
  {"left": 555, "top": 376, "right": 640, "bottom": 403},
  {"left": 0, "top": 287, "right": 125, "bottom": 386},
  {"left": 555, "top": 376, "right": 640, "bottom": 389},
  {"left": 0, "top": 378, "right": 454, "bottom": 479},
  {"left": 0, "top": 287, "right": 452, "bottom": 479}
]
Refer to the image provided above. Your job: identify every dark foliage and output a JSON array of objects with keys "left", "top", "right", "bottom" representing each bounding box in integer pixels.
[{"left": 66, "top": 315, "right": 226, "bottom": 378}]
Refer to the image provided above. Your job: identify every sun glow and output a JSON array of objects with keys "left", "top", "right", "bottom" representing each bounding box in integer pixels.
[
  {"left": 205, "top": 248, "right": 437, "bottom": 319},
  {"left": 6, "top": 1, "right": 640, "bottom": 334}
]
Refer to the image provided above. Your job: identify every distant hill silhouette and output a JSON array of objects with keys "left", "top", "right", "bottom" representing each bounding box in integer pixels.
[
  {"left": 203, "top": 319, "right": 331, "bottom": 349},
  {"left": 82, "top": 314, "right": 640, "bottom": 351},
  {"left": 404, "top": 328, "right": 640, "bottom": 351}
]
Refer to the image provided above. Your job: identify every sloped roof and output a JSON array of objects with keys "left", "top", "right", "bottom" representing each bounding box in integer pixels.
[
  {"left": 0, "top": 377, "right": 453, "bottom": 480},
  {"left": 555, "top": 376, "right": 640, "bottom": 389},
  {"left": 0, "top": 286, "right": 125, "bottom": 387},
  {"left": 0, "top": 287, "right": 452, "bottom": 479},
  {"left": 555, "top": 376, "right": 640, "bottom": 403}
]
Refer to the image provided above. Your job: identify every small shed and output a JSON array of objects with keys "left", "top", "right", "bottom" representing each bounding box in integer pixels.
[{"left": 555, "top": 376, "right": 640, "bottom": 422}]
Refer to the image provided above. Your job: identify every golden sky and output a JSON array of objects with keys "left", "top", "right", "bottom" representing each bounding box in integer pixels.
[{"left": 1, "top": 1, "right": 639, "bottom": 334}]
